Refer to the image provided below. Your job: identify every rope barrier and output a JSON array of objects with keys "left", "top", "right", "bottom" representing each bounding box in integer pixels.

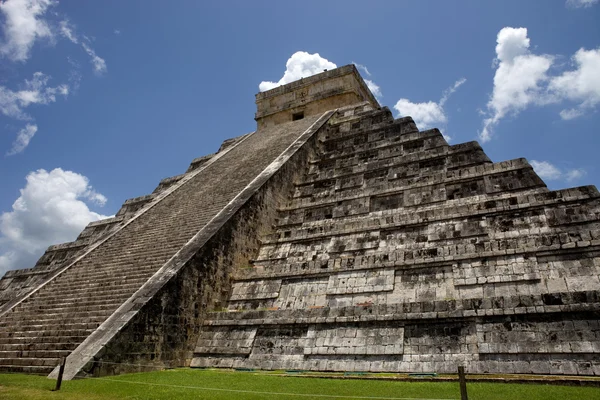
[
  {"left": 89, "top": 376, "right": 458, "bottom": 400},
  {"left": 0, "top": 359, "right": 463, "bottom": 400}
]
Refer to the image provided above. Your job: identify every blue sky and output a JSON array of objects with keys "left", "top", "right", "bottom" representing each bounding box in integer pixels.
[{"left": 0, "top": 0, "right": 599, "bottom": 273}]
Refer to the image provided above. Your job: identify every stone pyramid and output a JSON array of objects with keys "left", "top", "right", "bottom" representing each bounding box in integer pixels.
[{"left": 0, "top": 65, "right": 598, "bottom": 379}]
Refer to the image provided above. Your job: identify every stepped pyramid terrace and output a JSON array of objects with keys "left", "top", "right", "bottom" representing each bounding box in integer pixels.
[{"left": 0, "top": 64, "right": 599, "bottom": 380}]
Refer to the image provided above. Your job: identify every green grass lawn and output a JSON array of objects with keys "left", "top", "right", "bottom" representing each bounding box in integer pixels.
[{"left": 1, "top": 369, "right": 600, "bottom": 400}]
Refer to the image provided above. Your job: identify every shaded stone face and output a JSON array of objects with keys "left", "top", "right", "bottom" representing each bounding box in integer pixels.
[
  {"left": 1, "top": 64, "right": 599, "bottom": 379},
  {"left": 193, "top": 102, "right": 600, "bottom": 376}
]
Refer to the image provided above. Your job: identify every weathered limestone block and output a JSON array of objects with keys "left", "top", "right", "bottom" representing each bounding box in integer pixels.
[
  {"left": 273, "top": 277, "right": 328, "bottom": 309},
  {"left": 326, "top": 269, "right": 394, "bottom": 295},
  {"left": 230, "top": 279, "right": 282, "bottom": 301},
  {"left": 195, "top": 327, "right": 257, "bottom": 355},
  {"left": 476, "top": 317, "right": 600, "bottom": 355},
  {"left": 304, "top": 324, "right": 404, "bottom": 355}
]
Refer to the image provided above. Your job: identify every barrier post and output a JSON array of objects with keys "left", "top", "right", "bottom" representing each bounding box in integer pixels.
[
  {"left": 53, "top": 357, "right": 66, "bottom": 391},
  {"left": 458, "top": 365, "right": 468, "bottom": 400}
]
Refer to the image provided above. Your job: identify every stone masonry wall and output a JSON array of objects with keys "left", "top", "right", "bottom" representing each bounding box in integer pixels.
[{"left": 192, "top": 103, "right": 600, "bottom": 376}]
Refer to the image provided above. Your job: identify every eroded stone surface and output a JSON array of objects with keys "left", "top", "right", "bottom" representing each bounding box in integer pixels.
[{"left": 192, "top": 101, "right": 600, "bottom": 376}]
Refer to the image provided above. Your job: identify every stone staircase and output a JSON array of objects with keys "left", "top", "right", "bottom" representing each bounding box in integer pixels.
[
  {"left": 0, "top": 113, "right": 331, "bottom": 375},
  {"left": 192, "top": 105, "right": 600, "bottom": 375}
]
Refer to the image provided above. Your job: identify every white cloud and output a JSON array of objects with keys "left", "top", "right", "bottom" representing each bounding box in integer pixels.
[
  {"left": 259, "top": 51, "right": 337, "bottom": 92},
  {"left": 559, "top": 108, "right": 584, "bottom": 120},
  {"left": 365, "top": 79, "right": 382, "bottom": 98},
  {"left": 566, "top": 0, "right": 598, "bottom": 8},
  {"left": 259, "top": 53, "right": 383, "bottom": 99},
  {"left": 0, "top": 71, "right": 68, "bottom": 120},
  {"left": 58, "top": 18, "right": 107, "bottom": 74},
  {"left": 0, "top": 1, "right": 107, "bottom": 73},
  {"left": 113, "top": 29, "right": 120, "bottom": 35},
  {"left": 530, "top": 160, "right": 586, "bottom": 182},
  {"left": 352, "top": 62, "right": 371, "bottom": 76},
  {"left": 0, "top": 168, "right": 109, "bottom": 274},
  {"left": 394, "top": 99, "right": 446, "bottom": 130},
  {"left": 0, "top": 0, "right": 55, "bottom": 62},
  {"left": 480, "top": 27, "right": 600, "bottom": 141},
  {"left": 549, "top": 48, "right": 600, "bottom": 119},
  {"left": 530, "top": 160, "right": 562, "bottom": 180},
  {"left": 81, "top": 41, "right": 106, "bottom": 74},
  {"left": 479, "top": 27, "right": 554, "bottom": 143},
  {"left": 439, "top": 78, "right": 467, "bottom": 107},
  {"left": 59, "top": 18, "right": 77, "bottom": 43},
  {"left": 353, "top": 62, "right": 382, "bottom": 98},
  {"left": 393, "top": 78, "right": 466, "bottom": 139},
  {"left": 7, "top": 123, "right": 37, "bottom": 155},
  {"left": 0, "top": 72, "right": 67, "bottom": 154},
  {"left": 565, "top": 168, "right": 586, "bottom": 181}
]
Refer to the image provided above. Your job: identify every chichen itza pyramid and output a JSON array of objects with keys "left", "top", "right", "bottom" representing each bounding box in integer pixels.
[{"left": 0, "top": 65, "right": 599, "bottom": 379}]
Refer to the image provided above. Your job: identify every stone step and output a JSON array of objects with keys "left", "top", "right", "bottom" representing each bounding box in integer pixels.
[
  {"left": 314, "top": 127, "right": 426, "bottom": 163},
  {"left": 0, "top": 349, "right": 71, "bottom": 359},
  {"left": 4, "top": 308, "right": 110, "bottom": 321},
  {"left": 0, "top": 363, "right": 56, "bottom": 374},
  {"left": 0, "top": 342, "right": 80, "bottom": 352},
  {"left": 0, "top": 303, "right": 120, "bottom": 329},
  {"left": 0, "top": 322, "right": 99, "bottom": 336},
  {"left": 25, "top": 302, "right": 122, "bottom": 315},
  {"left": 35, "top": 281, "right": 146, "bottom": 297},
  {"left": 38, "top": 262, "right": 156, "bottom": 278},
  {"left": 318, "top": 127, "right": 435, "bottom": 160},
  {"left": 0, "top": 357, "right": 62, "bottom": 368},
  {"left": 0, "top": 313, "right": 110, "bottom": 328},
  {"left": 23, "top": 288, "right": 139, "bottom": 305},
  {"left": 0, "top": 335, "right": 88, "bottom": 346},
  {"left": 49, "top": 270, "right": 153, "bottom": 286},
  {"left": 308, "top": 142, "right": 485, "bottom": 183}
]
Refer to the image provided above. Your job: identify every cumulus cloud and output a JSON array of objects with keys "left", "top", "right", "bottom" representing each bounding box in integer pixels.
[
  {"left": 479, "top": 27, "right": 600, "bottom": 142},
  {"left": 259, "top": 51, "right": 337, "bottom": 92},
  {"left": 0, "top": 0, "right": 55, "bottom": 62},
  {"left": 549, "top": 48, "right": 600, "bottom": 119},
  {"left": 394, "top": 99, "right": 446, "bottom": 129},
  {"left": 259, "top": 53, "right": 383, "bottom": 100},
  {"left": 394, "top": 78, "right": 466, "bottom": 140},
  {"left": 530, "top": 160, "right": 586, "bottom": 182},
  {"left": 479, "top": 27, "right": 553, "bottom": 143},
  {"left": 0, "top": 168, "right": 109, "bottom": 274},
  {"left": 7, "top": 123, "right": 37, "bottom": 155},
  {"left": 566, "top": 0, "right": 598, "bottom": 8}
]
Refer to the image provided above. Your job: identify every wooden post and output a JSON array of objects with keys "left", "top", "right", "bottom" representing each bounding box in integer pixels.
[
  {"left": 458, "top": 365, "right": 468, "bottom": 400},
  {"left": 53, "top": 357, "right": 66, "bottom": 391}
]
